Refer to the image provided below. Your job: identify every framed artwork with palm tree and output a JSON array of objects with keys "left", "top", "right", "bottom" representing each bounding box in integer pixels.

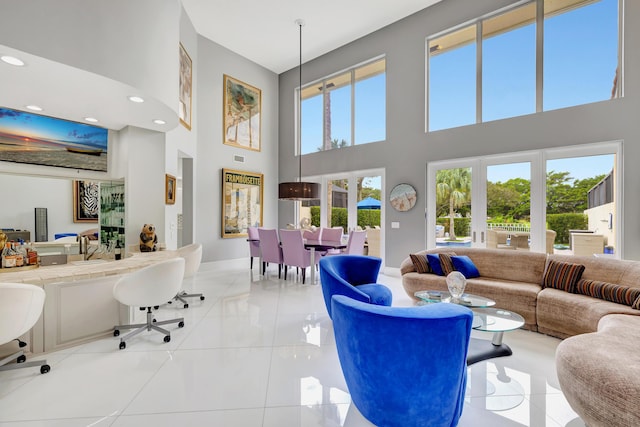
[{"left": 223, "top": 75, "right": 261, "bottom": 151}]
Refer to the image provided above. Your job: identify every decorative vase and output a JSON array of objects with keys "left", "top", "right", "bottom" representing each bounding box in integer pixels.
[{"left": 446, "top": 271, "right": 467, "bottom": 300}]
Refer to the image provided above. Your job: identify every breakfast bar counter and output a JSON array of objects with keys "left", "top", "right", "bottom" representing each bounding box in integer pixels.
[{"left": 0, "top": 251, "right": 179, "bottom": 356}]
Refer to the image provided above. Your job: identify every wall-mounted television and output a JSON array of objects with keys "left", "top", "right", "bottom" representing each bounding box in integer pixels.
[{"left": 0, "top": 107, "right": 108, "bottom": 172}]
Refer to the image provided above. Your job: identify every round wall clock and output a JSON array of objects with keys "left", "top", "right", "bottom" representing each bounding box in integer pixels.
[{"left": 389, "top": 183, "right": 417, "bottom": 212}]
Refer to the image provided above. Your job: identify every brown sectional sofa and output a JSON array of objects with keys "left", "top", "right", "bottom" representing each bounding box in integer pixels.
[{"left": 400, "top": 247, "right": 640, "bottom": 427}]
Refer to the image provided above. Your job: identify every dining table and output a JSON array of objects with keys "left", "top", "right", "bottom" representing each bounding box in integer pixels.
[{"left": 304, "top": 239, "right": 347, "bottom": 284}]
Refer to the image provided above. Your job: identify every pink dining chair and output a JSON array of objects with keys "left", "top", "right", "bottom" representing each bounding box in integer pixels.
[
  {"left": 343, "top": 230, "right": 367, "bottom": 255},
  {"left": 280, "top": 229, "right": 319, "bottom": 284},
  {"left": 326, "top": 230, "right": 367, "bottom": 256},
  {"left": 257, "top": 228, "right": 283, "bottom": 278},
  {"left": 247, "top": 226, "right": 261, "bottom": 269},
  {"left": 321, "top": 227, "right": 343, "bottom": 241},
  {"left": 322, "top": 227, "right": 344, "bottom": 255}
]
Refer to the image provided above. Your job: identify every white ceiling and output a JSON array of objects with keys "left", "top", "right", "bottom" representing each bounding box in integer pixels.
[
  {"left": 181, "top": 0, "right": 443, "bottom": 73},
  {"left": 0, "top": 0, "right": 442, "bottom": 134}
]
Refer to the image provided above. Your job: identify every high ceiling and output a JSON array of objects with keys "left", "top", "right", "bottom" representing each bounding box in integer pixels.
[
  {"left": 0, "top": 1, "right": 443, "bottom": 135},
  {"left": 181, "top": 0, "right": 443, "bottom": 73}
]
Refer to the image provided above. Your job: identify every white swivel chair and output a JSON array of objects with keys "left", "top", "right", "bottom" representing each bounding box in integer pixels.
[
  {"left": 113, "top": 258, "right": 186, "bottom": 350},
  {"left": 0, "top": 283, "right": 50, "bottom": 374},
  {"left": 170, "top": 243, "right": 205, "bottom": 308}
]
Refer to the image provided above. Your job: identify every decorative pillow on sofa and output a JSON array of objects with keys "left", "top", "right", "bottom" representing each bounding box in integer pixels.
[
  {"left": 575, "top": 279, "right": 640, "bottom": 307},
  {"left": 409, "top": 254, "right": 431, "bottom": 274},
  {"left": 541, "top": 260, "right": 585, "bottom": 292},
  {"left": 439, "top": 253, "right": 456, "bottom": 275},
  {"left": 426, "top": 254, "right": 444, "bottom": 276},
  {"left": 426, "top": 252, "right": 456, "bottom": 276},
  {"left": 451, "top": 255, "right": 480, "bottom": 279}
]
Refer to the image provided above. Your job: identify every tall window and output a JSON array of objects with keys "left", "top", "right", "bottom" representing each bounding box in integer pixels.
[
  {"left": 427, "top": 0, "right": 620, "bottom": 132},
  {"left": 482, "top": 3, "right": 536, "bottom": 122},
  {"left": 300, "top": 58, "right": 386, "bottom": 155},
  {"left": 428, "top": 26, "right": 476, "bottom": 131},
  {"left": 544, "top": 0, "right": 619, "bottom": 110}
]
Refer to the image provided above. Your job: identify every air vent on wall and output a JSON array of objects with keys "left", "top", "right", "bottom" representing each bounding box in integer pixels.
[{"left": 233, "top": 154, "right": 245, "bottom": 163}]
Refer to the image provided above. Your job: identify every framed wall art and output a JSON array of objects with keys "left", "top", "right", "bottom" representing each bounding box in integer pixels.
[
  {"left": 0, "top": 107, "right": 108, "bottom": 172},
  {"left": 73, "top": 180, "right": 99, "bottom": 223},
  {"left": 165, "top": 174, "right": 176, "bottom": 205},
  {"left": 223, "top": 75, "right": 261, "bottom": 152},
  {"left": 390, "top": 183, "right": 417, "bottom": 212},
  {"left": 222, "top": 168, "right": 263, "bottom": 238},
  {"left": 179, "top": 42, "right": 193, "bottom": 130}
]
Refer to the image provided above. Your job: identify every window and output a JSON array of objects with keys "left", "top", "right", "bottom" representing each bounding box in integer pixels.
[
  {"left": 482, "top": 3, "right": 536, "bottom": 122},
  {"left": 543, "top": 0, "right": 619, "bottom": 110},
  {"left": 428, "top": 26, "right": 476, "bottom": 131},
  {"left": 427, "top": 0, "right": 620, "bottom": 132},
  {"left": 300, "top": 58, "right": 386, "bottom": 155}
]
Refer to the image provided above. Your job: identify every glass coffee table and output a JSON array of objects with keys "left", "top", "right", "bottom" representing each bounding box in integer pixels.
[
  {"left": 414, "top": 290, "right": 525, "bottom": 365},
  {"left": 414, "top": 290, "right": 495, "bottom": 308},
  {"left": 466, "top": 307, "right": 525, "bottom": 365}
]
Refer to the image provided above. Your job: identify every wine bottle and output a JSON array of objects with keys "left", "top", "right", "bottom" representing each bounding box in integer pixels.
[{"left": 114, "top": 241, "right": 122, "bottom": 260}]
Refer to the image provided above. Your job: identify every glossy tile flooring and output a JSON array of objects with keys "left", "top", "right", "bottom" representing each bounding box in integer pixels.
[{"left": 0, "top": 259, "right": 587, "bottom": 427}]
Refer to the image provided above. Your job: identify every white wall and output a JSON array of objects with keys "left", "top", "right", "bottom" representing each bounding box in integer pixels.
[
  {"left": 121, "top": 127, "right": 167, "bottom": 249},
  {"left": 163, "top": 5, "right": 200, "bottom": 250},
  {"left": 279, "top": 0, "right": 640, "bottom": 265},
  {"left": 195, "top": 36, "right": 279, "bottom": 262}
]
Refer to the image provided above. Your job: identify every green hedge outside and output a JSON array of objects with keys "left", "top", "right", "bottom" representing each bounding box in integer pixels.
[
  {"left": 310, "top": 206, "right": 381, "bottom": 230},
  {"left": 547, "top": 213, "right": 588, "bottom": 244}
]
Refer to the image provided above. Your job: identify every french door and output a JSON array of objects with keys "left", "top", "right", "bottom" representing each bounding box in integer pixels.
[
  {"left": 427, "top": 152, "right": 541, "bottom": 250},
  {"left": 427, "top": 142, "right": 621, "bottom": 257}
]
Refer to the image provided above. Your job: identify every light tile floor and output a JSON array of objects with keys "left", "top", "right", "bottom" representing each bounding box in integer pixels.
[{"left": 0, "top": 259, "right": 587, "bottom": 427}]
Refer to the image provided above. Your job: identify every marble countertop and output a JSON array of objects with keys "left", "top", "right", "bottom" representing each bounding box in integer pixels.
[{"left": 0, "top": 250, "right": 178, "bottom": 285}]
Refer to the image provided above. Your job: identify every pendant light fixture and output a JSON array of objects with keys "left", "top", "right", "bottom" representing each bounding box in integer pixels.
[{"left": 278, "top": 19, "right": 321, "bottom": 201}]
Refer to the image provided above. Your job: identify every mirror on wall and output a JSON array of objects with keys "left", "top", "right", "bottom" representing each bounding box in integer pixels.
[{"left": 0, "top": 173, "right": 124, "bottom": 244}]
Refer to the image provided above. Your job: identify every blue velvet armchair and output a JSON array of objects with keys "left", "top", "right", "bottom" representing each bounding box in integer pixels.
[
  {"left": 319, "top": 255, "right": 392, "bottom": 318},
  {"left": 331, "top": 295, "right": 473, "bottom": 427}
]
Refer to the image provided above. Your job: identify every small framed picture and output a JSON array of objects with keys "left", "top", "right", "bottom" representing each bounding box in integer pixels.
[
  {"left": 165, "top": 174, "right": 176, "bottom": 205},
  {"left": 73, "top": 180, "right": 99, "bottom": 223}
]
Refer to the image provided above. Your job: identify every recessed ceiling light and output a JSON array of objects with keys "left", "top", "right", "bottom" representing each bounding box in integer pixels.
[
  {"left": 153, "top": 119, "right": 166, "bottom": 125},
  {"left": 84, "top": 117, "right": 99, "bottom": 123},
  {"left": 25, "top": 105, "right": 43, "bottom": 111},
  {"left": 128, "top": 96, "right": 144, "bottom": 103},
  {"left": 1, "top": 55, "right": 25, "bottom": 66}
]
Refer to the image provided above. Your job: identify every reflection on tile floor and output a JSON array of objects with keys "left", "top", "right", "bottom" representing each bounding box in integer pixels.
[{"left": 0, "top": 259, "right": 586, "bottom": 426}]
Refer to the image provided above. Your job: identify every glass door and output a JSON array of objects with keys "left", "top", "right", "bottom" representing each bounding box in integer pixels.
[
  {"left": 428, "top": 143, "right": 621, "bottom": 255},
  {"left": 428, "top": 160, "right": 477, "bottom": 248},
  {"left": 545, "top": 148, "right": 619, "bottom": 257},
  {"left": 356, "top": 175, "right": 382, "bottom": 230},
  {"left": 326, "top": 178, "right": 349, "bottom": 233},
  {"left": 485, "top": 158, "right": 539, "bottom": 251},
  {"left": 428, "top": 154, "right": 539, "bottom": 250}
]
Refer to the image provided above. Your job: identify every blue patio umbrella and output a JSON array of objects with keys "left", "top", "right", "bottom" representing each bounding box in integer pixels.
[{"left": 357, "top": 196, "right": 381, "bottom": 209}]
